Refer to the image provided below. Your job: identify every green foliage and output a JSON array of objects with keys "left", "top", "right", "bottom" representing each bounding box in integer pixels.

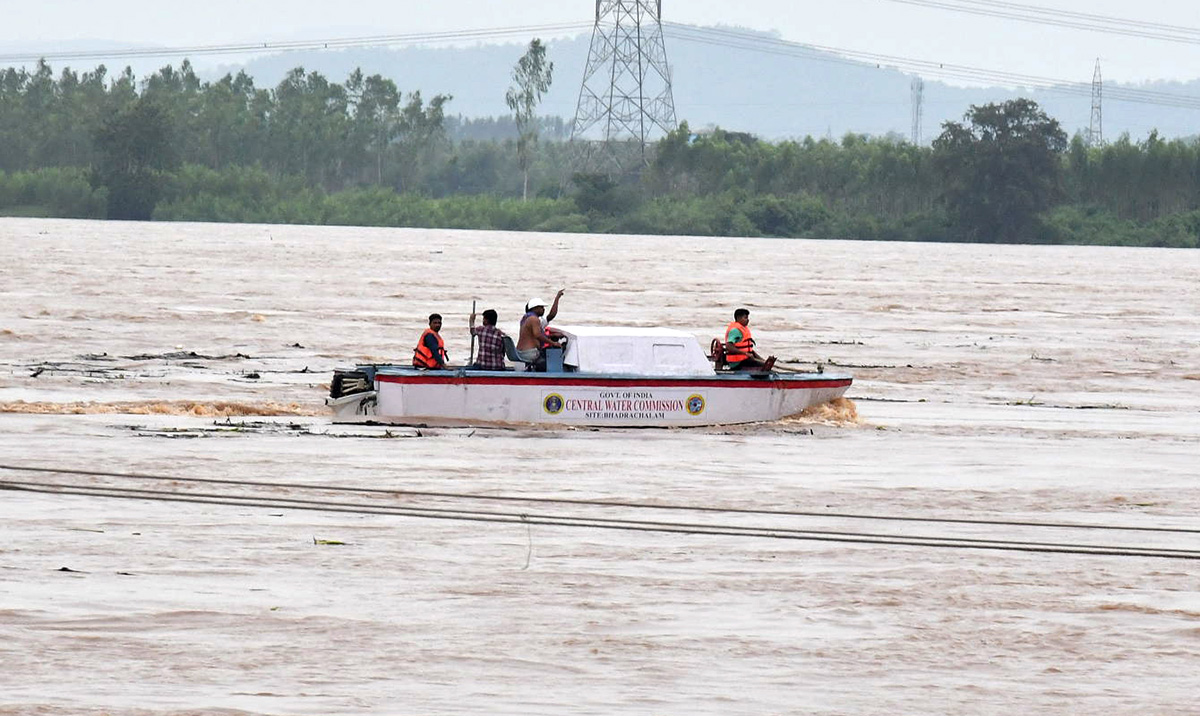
[
  {"left": 530, "top": 213, "right": 590, "bottom": 234},
  {"left": 0, "top": 167, "right": 106, "bottom": 217},
  {"left": 28, "top": 158, "right": 1180, "bottom": 247},
  {"left": 1063, "top": 130, "right": 1200, "bottom": 223},
  {"left": 1037, "top": 205, "right": 1199, "bottom": 248},
  {"left": 572, "top": 173, "right": 619, "bottom": 214},
  {"left": 153, "top": 166, "right": 574, "bottom": 230},
  {"left": 0, "top": 62, "right": 1197, "bottom": 248},
  {"left": 647, "top": 126, "right": 939, "bottom": 226},
  {"left": 1150, "top": 211, "right": 1200, "bottom": 249},
  {"left": 933, "top": 99, "right": 1068, "bottom": 242},
  {"left": 92, "top": 96, "right": 179, "bottom": 219},
  {"left": 505, "top": 39, "right": 554, "bottom": 201},
  {"left": 153, "top": 164, "right": 322, "bottom": 223}
]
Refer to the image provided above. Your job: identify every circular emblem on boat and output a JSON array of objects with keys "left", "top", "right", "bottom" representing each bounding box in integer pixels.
[
  {"left": 686, "top": 394, "right": 706, "bottom": 416},
  {"left": 543, "top": 393, "right": 565, "bottom": 415}
]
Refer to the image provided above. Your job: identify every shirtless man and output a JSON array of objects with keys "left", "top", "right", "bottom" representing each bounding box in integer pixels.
[{"left": 516, "top": 290, "right": 565, "bottom": 365}]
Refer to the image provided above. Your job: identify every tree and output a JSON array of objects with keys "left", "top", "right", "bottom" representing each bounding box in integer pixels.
[
  {"left": 505, "top": 39, "right": 553, "bottom": 201},
  {"left": 932, "top": 99, "right": 1067, "bottom": 242},
  {"left": 91, "top": 96, "right": 179, "bottom": 219},
  {"left": 193, "top": 71, "right": 264, "bottom": 169},
  {"left": 142, "top": 61, "right": 204, "bottom": 163},
  {"left": 572, "top": 172, "right": 641, "bottom": 216},
  {"left": 347, "top": 70, "right": 401, "bottom": 184},
  {"left": 391, "top": 90, "right": 451, "bottom": 192},
  {"left": 268, "top": 68, "right": 351, "bottom": 188}
]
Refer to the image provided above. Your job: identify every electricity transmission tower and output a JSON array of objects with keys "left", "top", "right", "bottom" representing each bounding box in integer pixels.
[
  {"left": 1088, "top": 59, "right": 1103, "bottom": 147},
  {"left": 910, "top": 77, "right": 924, "bottom": 145},
  {"left": 570, "top": 0, "right": 678, "bottom": 173}
]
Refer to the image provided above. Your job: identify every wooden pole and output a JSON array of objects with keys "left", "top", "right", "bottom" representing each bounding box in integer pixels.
[{"left": 468, "top": 300, "right": 477, "bottom": 367}]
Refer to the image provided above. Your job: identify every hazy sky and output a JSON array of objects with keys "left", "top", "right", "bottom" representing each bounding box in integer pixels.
[{"left": 1, "top": 0, "right": 1197, "bottom": 84}]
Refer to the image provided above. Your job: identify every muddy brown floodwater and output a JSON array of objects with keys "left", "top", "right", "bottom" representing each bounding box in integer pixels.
[{"left": 1, "top": 218, "right": 1198, "bottom": 715}]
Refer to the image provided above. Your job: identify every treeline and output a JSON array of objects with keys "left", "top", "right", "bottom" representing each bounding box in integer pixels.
[
  {"left": 1, "top": 60, "right": 449, "bottom": 192},
  {"left": 445, "top": 115, "right": 569, "bottom": 143},
  {"left": 1, "top": 59, "right": 1198, "bottom": 247}
]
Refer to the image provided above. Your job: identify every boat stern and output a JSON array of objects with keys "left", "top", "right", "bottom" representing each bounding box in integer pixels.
[{"left": 326, "top": 368, "right": 378, "bottom": 421}]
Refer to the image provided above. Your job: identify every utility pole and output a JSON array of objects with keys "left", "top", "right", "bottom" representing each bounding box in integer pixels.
[
  {"left": 1088, "top": 58, "right": 1103, "bottom": 147},
  {"left": 570, "top": 0, "right": 678, "bottom": 173},
  {"left": 910, "top": 77, "right": 924, "bottom": 145}
]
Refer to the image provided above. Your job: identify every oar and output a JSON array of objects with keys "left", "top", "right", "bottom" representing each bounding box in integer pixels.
[
  {"left": 468, "top": 299, "right": 477, "bottom": 367},
  {"left": 772, "top": 360, "right": 824, "bottom": 374},
  {"left": 772, "top": 364, "right": 812, "bottom": 374}
]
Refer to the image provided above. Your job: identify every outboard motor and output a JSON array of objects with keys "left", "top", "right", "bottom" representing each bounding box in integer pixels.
[{"left": 330, "top": 370, "right": 372, "bottom": 399}]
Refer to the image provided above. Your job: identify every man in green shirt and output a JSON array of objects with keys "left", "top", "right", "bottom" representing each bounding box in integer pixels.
[{"left": 724, "top": 308, "right": 772, "bottom": 371}]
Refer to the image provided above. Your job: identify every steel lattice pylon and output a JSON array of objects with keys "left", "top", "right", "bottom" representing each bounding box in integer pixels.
[
  {"left": 910, "top": 77, "right": 924, "bottom": 146},
  {"left": 1088, "top": 58, "right": 1103, "bottom": 148},
  {"left": 570, "top": 0, "right": 677, "bottom": 172}
]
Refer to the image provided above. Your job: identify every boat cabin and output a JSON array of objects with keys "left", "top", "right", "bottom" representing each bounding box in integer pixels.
[{"left": 548, "top": 326, "right": 714, "bottom": 376}]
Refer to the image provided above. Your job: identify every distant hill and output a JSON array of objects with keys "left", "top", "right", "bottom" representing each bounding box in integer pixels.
[{"left": 11, "top": 29, "right": 1199, "bottom": 142}]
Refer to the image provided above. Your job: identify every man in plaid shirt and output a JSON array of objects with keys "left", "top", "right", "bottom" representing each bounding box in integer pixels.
[{"left": 469, "top": 308, "right": 508, "bottom": 371}]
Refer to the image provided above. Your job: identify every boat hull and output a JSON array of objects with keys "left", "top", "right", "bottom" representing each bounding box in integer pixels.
[{"left": 328, "top": 368, "right": 852, "bottom": 427}]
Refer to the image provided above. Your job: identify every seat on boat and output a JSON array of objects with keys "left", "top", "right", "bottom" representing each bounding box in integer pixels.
[{"left": 502, "top": 335, "right": 536, "bottom": 371}]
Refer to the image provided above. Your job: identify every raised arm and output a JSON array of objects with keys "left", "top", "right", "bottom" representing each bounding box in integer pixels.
[{"left": 546, "top": 289, "right": 565, "bottom": 323}]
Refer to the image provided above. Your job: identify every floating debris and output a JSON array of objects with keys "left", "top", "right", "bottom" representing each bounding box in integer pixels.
[
  {"left": 116, "top": 419, "right": 426, "bottom": 439},
  {"left": 120, "top": 351, "right": 252, "bottom": 361},
  {"left": 1, "top": 401, "right": 320, "bottom": 417}
]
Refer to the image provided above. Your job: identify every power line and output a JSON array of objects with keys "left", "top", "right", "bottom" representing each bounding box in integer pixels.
[
  {"left": 2, "top": 463, "right": 1198, "bottom": 562},
  {"left": 963, "top": 0, "right": 1200, "bottom": 33},
  {"left": 661, "top": 24, "right": 1200, "bottom": 111},
  {"left": 664, "top": 23, "right": 1200, "bottom": 107},
  {"left": 876, "top": 0, "right": 1200, "bottom": 45},
  {"left": 1, "top": 19, "right": 1196, "bottom": 113},
  {"left": 3, "top": 462, "right": 1196, "bottom": 534},
  {"left": 4, "top": 478, "right": 1197, "bottom": 561},
  {"left": 0, "top": 22, "right": 594, "bottom": 64}
]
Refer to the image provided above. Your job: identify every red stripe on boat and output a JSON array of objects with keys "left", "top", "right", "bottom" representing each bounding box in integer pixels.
[{"left": 376, "top": 374, "right": 853, "bottom": 390}]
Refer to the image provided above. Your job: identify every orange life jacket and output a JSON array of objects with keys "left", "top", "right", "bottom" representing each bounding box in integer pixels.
[
  {"left": 724, "top": 321, "right": 755, "bottom": 363},
  {"left": 413, "top": 328, "right": 447, "bottom": 369}
]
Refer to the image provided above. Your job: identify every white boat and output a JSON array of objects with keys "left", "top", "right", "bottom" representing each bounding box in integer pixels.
[{"left": 327, "top": 326, "right": 852, "bottom": 427}]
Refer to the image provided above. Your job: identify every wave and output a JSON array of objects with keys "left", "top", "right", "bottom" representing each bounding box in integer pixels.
[
  {"left": 783, "top": 397, "right": 860, "bottom": 426},
  {"left": 1098, "top": 602, "right": 1200, "bottom": 619}
]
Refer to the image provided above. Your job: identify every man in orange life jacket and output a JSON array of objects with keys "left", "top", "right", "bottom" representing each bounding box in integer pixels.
[
  {"left": 413, "top": 313, "right": 448, "bottom": 369},
  {"left": 724, "top": 307, "right": 769, "bottom": 371}
]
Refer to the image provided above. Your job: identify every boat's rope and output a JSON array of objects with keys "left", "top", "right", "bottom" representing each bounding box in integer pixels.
[{"left": 0, "top": 462, "right": 1194, "bottom": 535}]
